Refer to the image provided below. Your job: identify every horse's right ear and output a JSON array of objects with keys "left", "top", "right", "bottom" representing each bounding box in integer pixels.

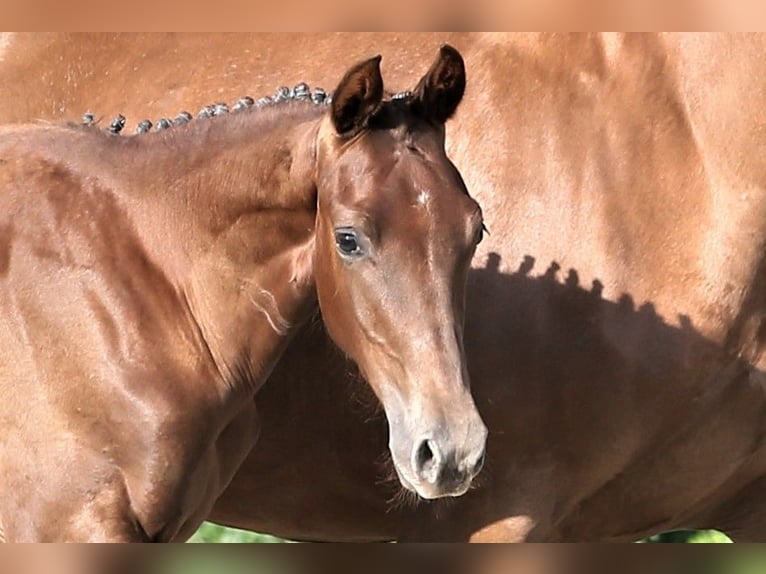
[{"left": 331, "top": 55, "right": 384, "bottom": 138}]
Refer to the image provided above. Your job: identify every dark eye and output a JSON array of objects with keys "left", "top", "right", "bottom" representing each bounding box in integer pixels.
[
  {"left": 334, "top": 228, "right": 365, "bottom": 258},
  {"left": 476, "top": 222, "right": 488, "bottom": 245}
]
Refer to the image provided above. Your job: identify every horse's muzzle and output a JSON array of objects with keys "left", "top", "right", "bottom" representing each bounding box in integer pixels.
[{"left": 397, "top": 421, "right": 488, "bottom": 499}]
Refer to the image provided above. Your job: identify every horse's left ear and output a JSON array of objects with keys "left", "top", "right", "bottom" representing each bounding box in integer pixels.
[{"left": 412, "top": 45, "right": 466, "bottom": 124}]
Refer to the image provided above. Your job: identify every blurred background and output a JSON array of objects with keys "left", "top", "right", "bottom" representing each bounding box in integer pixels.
[
  {"left": 189, "top": 523, "right": 285, "bottom": 543},
  {"left": 188, "top": 521, "right": 733, "bottom": 543},
  {"left": 175, "top": 532, "right": 766, "bottom": 574}
]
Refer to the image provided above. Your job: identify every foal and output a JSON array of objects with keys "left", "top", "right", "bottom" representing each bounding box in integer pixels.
[{"left": 0, "top": 46, "right": 486, "bottom": 541}]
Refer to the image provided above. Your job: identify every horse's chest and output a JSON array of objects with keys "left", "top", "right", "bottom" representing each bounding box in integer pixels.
[{"left": 124, "top": 398, "right": 261, "bottom": 541}]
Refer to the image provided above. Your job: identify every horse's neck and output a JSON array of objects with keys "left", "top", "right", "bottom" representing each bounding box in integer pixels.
[{"left": 124, "top": 109, "right": 323, "bottom": 391}]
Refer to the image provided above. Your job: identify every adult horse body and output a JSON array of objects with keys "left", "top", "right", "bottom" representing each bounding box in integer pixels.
[
  {"left": 4, "top": 33, "right": 766, "bottom": 542},
  {"left": 0, "top": 46, "right": 487, "bottom": 541},
  {"left": 197, "top": 34, "right": 766, "bottom": 542}
]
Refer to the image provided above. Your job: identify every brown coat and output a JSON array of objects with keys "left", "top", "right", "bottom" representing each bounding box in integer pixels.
[{"left": 3, "top": 33, "right": 766, "bottom": 541}]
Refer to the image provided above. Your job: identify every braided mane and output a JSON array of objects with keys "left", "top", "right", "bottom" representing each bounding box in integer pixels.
[
  {"left": 76, "top": 81, "right": 414, "bottom": 137},
  {"left": 78, "top": 82, "right": 332, "bottom": 136}
]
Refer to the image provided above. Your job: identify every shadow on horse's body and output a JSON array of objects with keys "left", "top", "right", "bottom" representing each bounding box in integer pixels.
[
  {"left": 4, "top": 33, "right": 766, "bottom": 541},
  {"left": 0, "top": 45, "right": 486, "bottom": 541},
  {"left": 214, "top": 249, "right": 766, "bottom": 542}
]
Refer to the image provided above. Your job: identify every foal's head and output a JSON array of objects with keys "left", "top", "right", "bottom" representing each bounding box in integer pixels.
[{"left": 314, "top": 46, "right": 487, "bottom": 499}]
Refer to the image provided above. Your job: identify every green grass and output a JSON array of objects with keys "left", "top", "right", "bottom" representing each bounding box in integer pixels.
[
  {"left": 188, "top": 522, "right": 287, "bottom": 543},
  {"left": 189, "top": 521, "right": 734, "bottom": 543},
  {"left": 644, "top": 529, "right": 732, "bottom": 543}
]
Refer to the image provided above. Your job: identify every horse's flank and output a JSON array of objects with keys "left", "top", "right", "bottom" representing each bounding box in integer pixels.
[{"left": 210, "top": 33, "right": 766, "bottom": 542}]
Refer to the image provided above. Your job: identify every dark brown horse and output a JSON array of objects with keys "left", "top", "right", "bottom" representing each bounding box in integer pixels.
[
  {"left": 0, "top": 44, "right": 487, "bottom": 541},
  {"left": 5, "top": 33, "right": 766, "bottom": 542}
]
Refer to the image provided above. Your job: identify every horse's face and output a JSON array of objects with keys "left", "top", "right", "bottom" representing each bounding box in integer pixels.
[{"left": 314, "top": 46, "right": 487, "bottom": 499}]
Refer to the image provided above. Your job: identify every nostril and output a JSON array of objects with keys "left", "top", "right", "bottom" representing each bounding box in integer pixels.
[
  {"left": 416, "top": 439, "right": 434, "bottom": 468},
  {"left": 413, "top": 439, "right": 440, "bottom": 484}
]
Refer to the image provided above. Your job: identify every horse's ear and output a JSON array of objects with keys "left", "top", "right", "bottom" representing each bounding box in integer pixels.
[
  {"left": 331, "top": 55, "right": 384, "bottom": 138},
  {"left": 412, "top": 45, "right": 466, "bottom": 124}
]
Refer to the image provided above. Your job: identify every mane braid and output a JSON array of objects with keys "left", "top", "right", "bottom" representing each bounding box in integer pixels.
[
  {"left": 76, "top": 82, "right": 334, "bottom": 137},
  {"left": 75, "top": 81, "right": 414, "bottom": 138}
]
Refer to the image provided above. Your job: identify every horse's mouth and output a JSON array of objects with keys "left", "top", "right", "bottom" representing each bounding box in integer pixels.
[
  {"left": 393, "top": 465, "right": 418, "bottom": 495},
  {"left": 392, "top": 462, "right": 472, "bottom": 500}
]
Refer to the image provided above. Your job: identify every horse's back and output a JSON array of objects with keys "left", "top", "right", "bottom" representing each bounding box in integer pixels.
[{"left": 0, "top": 33, "right": 475, "bottom": 131}]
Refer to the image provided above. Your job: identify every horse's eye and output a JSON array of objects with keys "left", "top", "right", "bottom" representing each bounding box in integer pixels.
[
  {"left": 335, "top": 228, "right": 365, "bottom": 258},
  {"left": 476, "top": 222, "right": 488, "bottom": 245}
]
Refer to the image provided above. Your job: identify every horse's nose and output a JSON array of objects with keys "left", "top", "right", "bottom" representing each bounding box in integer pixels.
[
  {"left": 411, "top": 430, "right": 487, "bottom": 493},
  {"left": 470, "top": 445, "right": 486, "bottom": 476},
  {"left": 412, "top": 438, "right": 443, "bottom": 485}
]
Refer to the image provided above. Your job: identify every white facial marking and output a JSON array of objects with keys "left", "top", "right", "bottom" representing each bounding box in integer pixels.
[{"left": 417, "top": 189, "right": 430, "bottom": 207}]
